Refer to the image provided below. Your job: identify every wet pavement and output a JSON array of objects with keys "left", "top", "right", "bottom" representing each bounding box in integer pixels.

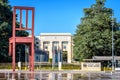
[{"left": 0, "top": 70, "right": 120, "bottom": 80}]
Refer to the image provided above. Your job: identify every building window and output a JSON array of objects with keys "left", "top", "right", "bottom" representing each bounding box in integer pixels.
[
  {"left": 62, "top": 41, "right": 68, "bottom": 51},
  {"left": 63, "top": 46, "right": 66, "bottom": 49},
  {"left": 36, "top": 42, "right": 39, "bottom": 44},
  {"left": 52, "top": 41, "right": 59, "bottom": 50},
  {"left": 54, "top": 46, "right": 57, "bottom": 50},
  {"left": 36, "top": 46, "right": 39, "bottom": 49},
  {"left": 44, "top": 46, "right": 48, "bottom": 51},
  {"left": 53, "top": 41, "right": 58, "bottom": 44},
  {"left": 43, "top": 41, "right": 50, "bottom": 44},
  {"left": 43, "top": 41, "right": 50, "bottom": 50},
  {"left": 36, "top": 56, "right": 39, "bottom": 61},
  {"left": 45, "top": 46, "right": 48, "bottom": 49},
  {"left": 62, "top": 51, "right": 67, "bottom": 62},
  {"left": 62, "top": 41, "right": 68, "bottom": 44}
]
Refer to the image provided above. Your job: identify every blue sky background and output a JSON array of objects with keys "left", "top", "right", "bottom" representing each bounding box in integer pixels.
[{"left": 9, "top": 0, "right": 120, "bottom": 35}]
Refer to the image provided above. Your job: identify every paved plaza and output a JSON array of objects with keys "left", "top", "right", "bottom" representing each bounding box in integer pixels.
[{"left": 0, "top": 70, "right": 120, "bottom": 80}]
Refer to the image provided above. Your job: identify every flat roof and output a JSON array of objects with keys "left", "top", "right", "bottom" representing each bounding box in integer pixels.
[
  {"left": 40, "top": 33, "right": 71, "bottom": 36},
  {"left": 83, "top": 56, "right": 120, "bottom": 61},
  {"left": 93, "top": 56, "right": 120, "bottom": 60}
]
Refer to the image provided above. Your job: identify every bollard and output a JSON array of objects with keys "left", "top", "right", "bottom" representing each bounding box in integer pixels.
[{"left": 7, "top": 72, "right": 9, "bottom": 80}]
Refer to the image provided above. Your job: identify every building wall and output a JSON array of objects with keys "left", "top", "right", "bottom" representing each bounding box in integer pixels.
[
  {"left": 35, "top": 33, "right": 72, "bottom": 63},
  {"left": 35, "top": 36, "right": 41, "bottom": 49}
]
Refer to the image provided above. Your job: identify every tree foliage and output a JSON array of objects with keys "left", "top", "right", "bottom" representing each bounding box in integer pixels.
[
  {"left": 0, "top": 0, "right": 28, "bottom": 62},
  {"left": 73, "top": 0, "right": 120, "bottom": 61}
]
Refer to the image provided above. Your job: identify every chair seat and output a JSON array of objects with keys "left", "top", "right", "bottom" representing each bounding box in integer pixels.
[{"left": 9, "top": 37, "right": 33, "bottom": 43}]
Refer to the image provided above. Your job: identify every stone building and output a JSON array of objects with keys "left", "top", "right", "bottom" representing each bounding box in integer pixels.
[{"left": 34, "top": 33, "right": 73, "bottom": 63}]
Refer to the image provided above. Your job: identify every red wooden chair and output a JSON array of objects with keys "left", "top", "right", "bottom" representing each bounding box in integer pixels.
[{"left": 9, "top": 6, "right": 35, "bottom": 71}]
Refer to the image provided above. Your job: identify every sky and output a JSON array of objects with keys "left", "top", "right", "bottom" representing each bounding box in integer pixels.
[{"left": 9, "top": 0, "right": 120, "bottom": 36}]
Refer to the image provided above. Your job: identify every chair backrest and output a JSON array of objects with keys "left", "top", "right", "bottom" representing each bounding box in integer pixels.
[{"left": 12, "top": 6, "right": 34, "bottom": 37}]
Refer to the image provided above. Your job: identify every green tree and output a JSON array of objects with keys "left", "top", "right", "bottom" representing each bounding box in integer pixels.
[
  {"left": 0, "top": 0, "right": 28, "bottom": 62},
  {"left": 73, "top": 0, "right": 120, "bottom": 61}
]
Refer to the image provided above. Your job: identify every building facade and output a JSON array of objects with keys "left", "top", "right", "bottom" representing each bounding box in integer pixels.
[{"left": 35, "top": 33, "right": 73, "bottom": 63}]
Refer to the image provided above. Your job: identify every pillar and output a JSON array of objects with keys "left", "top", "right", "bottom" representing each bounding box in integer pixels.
[
  {"left": 67, "top": 41, "right": 72, "bottom": 63},
  {"left": 49, "top": 41, "right": 53, "bottom": 59}
]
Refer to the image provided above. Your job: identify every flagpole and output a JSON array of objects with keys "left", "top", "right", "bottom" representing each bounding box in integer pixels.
[{"left": 112, "top": 10, "right": 114, "bottom": 72}]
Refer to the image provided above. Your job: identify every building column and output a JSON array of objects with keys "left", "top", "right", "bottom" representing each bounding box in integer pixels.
[
  {"left": 49, "top": 41, "right": 53, "bottom": 59},
  {"left": 40, "top": 41, "right": 43, "bottom": 50},
  {"left": 58, "top": 41, "right": 62, "bottom": 70},
  {"left": 67, "top": 41, "right": 72, "bottom": 63},
  {"left": 59, "top": 41, "right": 62, "bottom": 50}
]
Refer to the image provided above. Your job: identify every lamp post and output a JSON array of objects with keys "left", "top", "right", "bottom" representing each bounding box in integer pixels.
[{"left": 112, "top": 11, "right": 115, "bottom": 72}]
